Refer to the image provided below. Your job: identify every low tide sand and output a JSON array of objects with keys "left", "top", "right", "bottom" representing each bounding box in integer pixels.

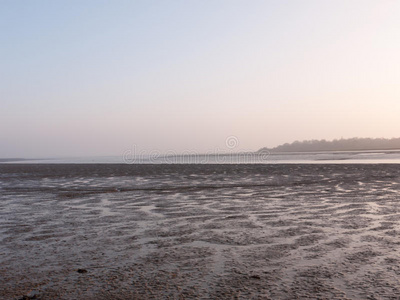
[{"left": 1, "top": 164, "right": 400, "bottom": 299}]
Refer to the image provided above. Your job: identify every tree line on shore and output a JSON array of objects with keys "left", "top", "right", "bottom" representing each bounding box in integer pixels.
[{"left": 258, "top": 137, "right": 400, "bottom": 153}]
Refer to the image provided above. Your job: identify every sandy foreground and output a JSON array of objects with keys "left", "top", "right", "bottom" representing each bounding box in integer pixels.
[{"left": 1, "top": 164, "right": 400, "bottom": 299}]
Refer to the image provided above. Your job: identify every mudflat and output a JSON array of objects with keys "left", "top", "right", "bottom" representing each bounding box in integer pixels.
[{"left": 1, "top": 164, "right": 400, "bottom": 299}]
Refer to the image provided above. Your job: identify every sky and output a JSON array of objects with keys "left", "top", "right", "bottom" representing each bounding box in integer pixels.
[{"left": 1, "top": 0, "right": 400, "bottom": 158}]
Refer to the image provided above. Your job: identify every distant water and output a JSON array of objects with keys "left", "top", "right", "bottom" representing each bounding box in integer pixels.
[{"left": 3, "top": 150, "right": 400, "bottom": 164}]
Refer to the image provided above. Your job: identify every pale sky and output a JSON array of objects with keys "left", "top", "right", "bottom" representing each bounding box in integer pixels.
[{"left": 1, "top": 0, "right": 399, "bottom": 158}]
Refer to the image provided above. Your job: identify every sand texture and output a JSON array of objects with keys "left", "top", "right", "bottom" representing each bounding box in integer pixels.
[{"left": 1, "top": 164, "right": 400, "bottom": 299}]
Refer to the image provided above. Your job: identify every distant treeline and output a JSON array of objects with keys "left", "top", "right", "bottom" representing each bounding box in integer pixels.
[{"left": 258, "top": 137, "right": 400, "bottom": 153}]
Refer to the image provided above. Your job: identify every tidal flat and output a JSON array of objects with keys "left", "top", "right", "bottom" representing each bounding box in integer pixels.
[{"left": 1, "top": 164, "right": 400, "bottom": 299}]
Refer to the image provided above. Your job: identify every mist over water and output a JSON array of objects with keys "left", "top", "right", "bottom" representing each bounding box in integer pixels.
[
  {"left": 4, "top": 150, "right": 400, "bottom": 164},
  {"left": 2, "top": 1, "right": 400, "bottom": 299}
]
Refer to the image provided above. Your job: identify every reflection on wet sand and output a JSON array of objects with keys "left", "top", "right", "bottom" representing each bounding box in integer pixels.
[{"left": 1, "top": 164, "right": 400, "bottom": 299}]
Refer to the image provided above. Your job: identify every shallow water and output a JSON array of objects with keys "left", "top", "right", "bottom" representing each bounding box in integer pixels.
[
  {"left": 4, "top": 149, "right": 400, "bottom": 164},
  {"left": 1, "top": 164, "right": 400, "bottom": 299}
]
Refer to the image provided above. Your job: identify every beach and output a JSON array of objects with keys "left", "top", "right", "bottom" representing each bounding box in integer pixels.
[{"left": 1, "top": 164, "right": 400, "bottom": 299}]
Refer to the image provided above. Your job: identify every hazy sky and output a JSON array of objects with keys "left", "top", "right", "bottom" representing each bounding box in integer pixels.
[{"left": 1, "top": 1, "right": 399, "bottom": 158}]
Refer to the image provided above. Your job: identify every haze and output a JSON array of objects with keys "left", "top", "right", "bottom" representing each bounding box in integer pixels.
[{"left": 1, "top": 1, "right": 399, "bottom": 158}]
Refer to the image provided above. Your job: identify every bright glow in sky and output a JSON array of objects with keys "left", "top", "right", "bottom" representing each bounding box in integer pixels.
[{"left": 1, "top": 0, "right": 399, "bottom": 157}]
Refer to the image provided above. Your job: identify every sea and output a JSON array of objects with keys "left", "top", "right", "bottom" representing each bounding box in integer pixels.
[{"left": 3, "top": 149, "right": 400, "bottom": 164}]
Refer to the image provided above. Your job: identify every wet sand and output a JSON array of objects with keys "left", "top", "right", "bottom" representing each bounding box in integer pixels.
[{"left": 1, "top": 164, "right": 400, "bottom": 299}]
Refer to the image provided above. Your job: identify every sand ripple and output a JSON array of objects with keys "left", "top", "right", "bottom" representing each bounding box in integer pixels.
[{"left": 1, "top": 164, "right": 400, "bottom": 299}]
